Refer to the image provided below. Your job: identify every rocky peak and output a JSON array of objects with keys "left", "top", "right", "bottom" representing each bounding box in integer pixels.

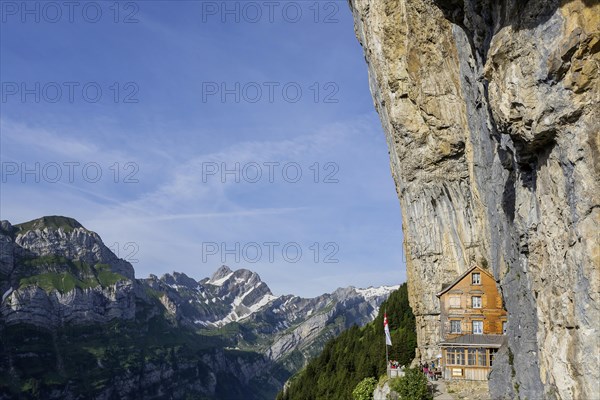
[
  {"left": 161, "top": 272, "right": 199, "bottom": 289},
  {"left": 209, "top": 265, "right": 233, "bottom": 282},
  {"left": 12, "top": 216, "right": 134, "bottom": 280},
  {"left": 230, "top": 268, "right": 264, "bottom": 287},
  {"left": 0, "top": 220, "right": 16, "bottom": 236},
  {"left": 0, "top": 221, "right": 16, "bottom": 276},
  {"left": 331, "top": 286, "right": 356, "bottom": 302},
  {"left": 14, "top": 216, "right": 86, "bottom": 234},
  {"left": 1, "top": 217, "right": 137, "bottom": 327},
  {"left": 206, "top": 266, "right": 270, "bottom": 296}
]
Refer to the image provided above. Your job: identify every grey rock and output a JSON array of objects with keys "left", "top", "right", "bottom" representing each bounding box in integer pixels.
[
  {"left": 1, "top": 216, "right": 399, "bottom": 397},
  {"left": 373, "top": 380, "right": 399, "bottom": 400},
  {"left": 151, "top": 267, "right": 397, "bottom": 368},
  {"left": 14, "top": 221, "right": 135, "bottom": 280},
  {"left": 0, "top": 218, "right": 136, "bottom": 328},
  {"left": 349, "top": 1, "right": 599, "bottom": 399}
]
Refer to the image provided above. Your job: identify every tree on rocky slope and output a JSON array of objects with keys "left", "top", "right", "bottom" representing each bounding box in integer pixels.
[{"left": 277, "top": 283, "right": 416, "bottom": 400}]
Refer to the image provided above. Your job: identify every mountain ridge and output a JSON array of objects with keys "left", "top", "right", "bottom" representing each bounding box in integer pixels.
[{"left": 0, "top": 215, "right": 400, "bottom": 399}]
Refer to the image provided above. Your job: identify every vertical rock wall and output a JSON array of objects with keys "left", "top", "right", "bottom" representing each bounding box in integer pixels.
[{"left": 349, "top": 0, "right": 599, "bottom": 398}]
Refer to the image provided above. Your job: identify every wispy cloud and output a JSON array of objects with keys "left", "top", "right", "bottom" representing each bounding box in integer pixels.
[
  {"left": 106, "top": 207, "right": 307, "bottom": 223},
  {"left": 0, "top": 1, "right": 406, "bottom": 296},
  {"left": 2, "top": 119, "right": 110, "bottom": 160}
]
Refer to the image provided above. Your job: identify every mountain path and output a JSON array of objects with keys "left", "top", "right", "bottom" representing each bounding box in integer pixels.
[{"left": 430, "top": 380, "right": 455, "bottom": 400}]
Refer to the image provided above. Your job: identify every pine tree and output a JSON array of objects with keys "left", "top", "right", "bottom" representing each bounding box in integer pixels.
[{"left": 278, "top": 283, "right": 416, "bottom": 400}]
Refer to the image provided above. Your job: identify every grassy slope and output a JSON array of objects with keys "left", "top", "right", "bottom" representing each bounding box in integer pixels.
[
  {"left": 17, "top": 255, "right": 125, "bottom": 293},
  {"left": 14, "top": 216, "right": 86, "bottom": 234}
]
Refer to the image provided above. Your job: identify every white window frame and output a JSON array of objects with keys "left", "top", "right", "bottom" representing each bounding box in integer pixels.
[
  {"left": 450, "top": 320, "right": 462, "bottom": 334},
  {"left": 472, "top": 320, "right": 483, "bottom": 334},
  {"left": 472, "top": 272, "right": 481, "bottom": 285},
  {"left": 472, "top": 296, "right": 482, "bottom": 308},
  {"left": 502, "top": 321, "right": 507, "bottom": 335}
]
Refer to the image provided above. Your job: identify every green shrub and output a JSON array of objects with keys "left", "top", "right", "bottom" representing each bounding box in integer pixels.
[
  {"left": 389, "top": 368, "right": 432, "bottom": 400},
  {"left": 352, "top": 377, "right": 377, "bottom": 400}
]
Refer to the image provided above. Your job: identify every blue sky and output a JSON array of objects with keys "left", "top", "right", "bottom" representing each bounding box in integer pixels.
[{"left": 0, "top": 1, "right": 407, "bottom": 297}]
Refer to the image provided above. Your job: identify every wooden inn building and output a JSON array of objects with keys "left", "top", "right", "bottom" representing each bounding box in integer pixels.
[{"left": 436, "top": 265, "right": 508, "bottom": 381}]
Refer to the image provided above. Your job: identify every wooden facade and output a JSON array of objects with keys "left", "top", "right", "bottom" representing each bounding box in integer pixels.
[
  {"left": 437, "top": 265, "right": 507, "bottom": 381},
  {"left": 440, "top": 344, "right": 501, "bottom": 381}
]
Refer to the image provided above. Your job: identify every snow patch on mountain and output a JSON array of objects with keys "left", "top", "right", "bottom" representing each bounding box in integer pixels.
[
  {"left": 249, "top": 293, "right": 277, "bottom": 313},
  {"left": 208, "top": 272, "right": 234, "bottom": 286},
  {"left": 355, "top": 285, "right": 400, "bottom": 299},
  {"left": 209, "top": 292, "right": 278, "bottom": 327}
]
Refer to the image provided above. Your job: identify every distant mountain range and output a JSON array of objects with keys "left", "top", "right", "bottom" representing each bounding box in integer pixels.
[{"left": 0, "top": 216, "right": 399, "bottom": 399}]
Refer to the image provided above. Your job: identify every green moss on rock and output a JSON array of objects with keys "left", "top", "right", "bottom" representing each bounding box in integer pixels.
[{"left": 15, "top": 216, "right": 87, "bottom": 234}]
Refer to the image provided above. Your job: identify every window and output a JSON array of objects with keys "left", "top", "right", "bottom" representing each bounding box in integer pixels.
[
  {"left": 477, "top": 348, "right": 486, "bottom": 366},
  {"left": 456, "top": 348, "right": 465, "bottom": 365},
  {"left": 468, "top": 349, "right": 477, "bottom": 365},
  {"left": 447, "top": 348, "right": 465, "bottom": 365},
  {"left": 472, "top": 296, "right": 482, "bottom": 308},
  {"left": 447, "top": 350, "right": 455, "bottom": 365},
  {"left": 449, "top": 296, "right": 460, "bottom": 308},
  {"left": 450, "top": 320, "right": 462, "bottom": 334},
  {"left": 472, "top": 320, "right": 483, "bottom": 334},
  {"left": 502, "top": 321, "right": 507, "bottom": 335},
  {"left": 472, "top": 272, "right": 481, "bottom": 285},
  {"left": 469, "top": 348, "right": 487, "bottom": 366}
]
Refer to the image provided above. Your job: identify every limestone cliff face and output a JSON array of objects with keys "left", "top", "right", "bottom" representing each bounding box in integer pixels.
[
  {"left": 349, "top": 1, "right": 599, "bottom": 399},
  {"left": 0, "top": 219, "right": 136, "bottom": 327}
]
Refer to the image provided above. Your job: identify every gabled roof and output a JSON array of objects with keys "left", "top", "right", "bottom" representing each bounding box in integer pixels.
[{"left": 436, "top": 265, "right": 495, "bottom": 297}]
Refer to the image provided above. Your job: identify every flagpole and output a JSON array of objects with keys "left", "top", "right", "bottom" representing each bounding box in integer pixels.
[
  {"left": 385, "top": 307, "right": 389, "bottom": 372},
  {"left": 386, "top": 339, "right": 389, "bottom": 366}
]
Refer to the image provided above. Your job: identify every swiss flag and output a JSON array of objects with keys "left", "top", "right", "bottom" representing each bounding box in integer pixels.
[{"left": 384, "top": 313, "right": 392, "bottom": 346}]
